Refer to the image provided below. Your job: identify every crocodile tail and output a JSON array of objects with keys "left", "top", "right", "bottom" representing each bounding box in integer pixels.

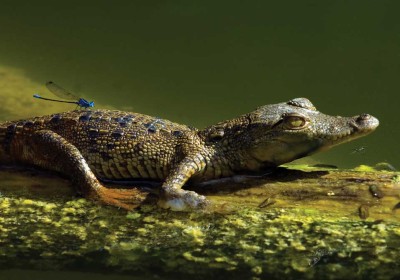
[{"left": 0, "top": 121, "right": 16, "bottom": 161}]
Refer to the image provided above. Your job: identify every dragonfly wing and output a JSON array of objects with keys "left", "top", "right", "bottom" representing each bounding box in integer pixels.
[{"left": 45, "top": 81, "right": 79, "bottom": 100}]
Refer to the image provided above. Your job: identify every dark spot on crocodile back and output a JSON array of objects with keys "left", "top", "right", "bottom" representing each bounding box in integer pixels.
[
  {"left": 144, "top": 122, "right": 157, "bottom": 133},
  {"left": 172, "top": 130, "right": 183, "bottom": 137},
  {"left": 143, "top": 118, "right": 166, "bottom": 133},
  {"left": 106, "top": 143, "right": 115, "bottom": 150},
  {"left": 50, "top": 114, "right": 62, "bottom": 123},
  {"left": 113, "top": 117, "right": 123, "bottom": 123},
  {"left": 111, "top": 130, "right": 124, "bottom": 139},
  {"left": 90, "top": 117, "right": 101, "bottom": 122},
  {"left": 88, "top": 128, "right": 99, "bottom": 138},
  {"left": 123, "top": 115, "right": 135, "bottom": 122},
  {"left": 79, "top": 114, "right": 92, "bottom": 122},
  {"left": 118, "top": 120, "right": 128, "bottom": 127}
]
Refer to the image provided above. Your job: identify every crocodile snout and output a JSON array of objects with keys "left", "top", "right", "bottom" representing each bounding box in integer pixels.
[{"left": 351, "top": 113, "right": 379, "bottom": 132}]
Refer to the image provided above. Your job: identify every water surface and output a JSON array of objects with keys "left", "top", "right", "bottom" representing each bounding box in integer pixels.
[{"left": 0, "top": 1, "right": 398, "bottom": 168}]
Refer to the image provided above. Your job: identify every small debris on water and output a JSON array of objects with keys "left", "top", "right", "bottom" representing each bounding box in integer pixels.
[
  {"left": 359, "top": 205, "right": 369, "bottom": 219},
  {"left": 369, "top": 185, "right": 384, "bottom": 199},
  {"left": 258, "top": 197, "right": 276, "bottom": 208},
  {"left": 351, "top": 146, "right": 367, "bottom": 154},
  {"left": 374, "top": 162, "right": 397, "bottom": 172}
]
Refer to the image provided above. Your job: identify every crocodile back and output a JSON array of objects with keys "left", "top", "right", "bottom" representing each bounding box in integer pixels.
[{"left": 0, "top": 109, "right": 199, "bottom": 181}]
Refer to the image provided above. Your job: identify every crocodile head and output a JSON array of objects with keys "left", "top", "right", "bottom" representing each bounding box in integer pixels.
[
  {"left": 245, "top": 97, "right": 379, "bottom": 167},
  {"left": 203, "top": 97, "right": 379, "bottom": 170}
]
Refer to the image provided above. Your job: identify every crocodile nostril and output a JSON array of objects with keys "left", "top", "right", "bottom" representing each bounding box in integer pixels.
[
  {"left": 357, "top": 114, "right": 371, "bottom": 122},
  {"left": 350, "top": 113, "right": 379, "bottom": 131}
]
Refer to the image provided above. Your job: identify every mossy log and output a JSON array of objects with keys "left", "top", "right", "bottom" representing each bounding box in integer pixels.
[{"left": 0, "top": 165, "right": 399, "bottom": 279}]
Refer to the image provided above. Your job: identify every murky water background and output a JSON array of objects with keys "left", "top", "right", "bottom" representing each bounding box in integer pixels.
[{"left": 0, "top": 1, "right": 398, "bottom": 168}]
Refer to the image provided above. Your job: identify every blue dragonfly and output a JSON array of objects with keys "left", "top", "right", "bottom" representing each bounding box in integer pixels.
[{"left": 33, "top": 81, "right": 94, "bottom": 109}]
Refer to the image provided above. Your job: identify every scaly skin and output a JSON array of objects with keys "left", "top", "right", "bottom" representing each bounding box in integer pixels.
[{"left": 0, "top": 98, "right": 379, "bottom": 211}]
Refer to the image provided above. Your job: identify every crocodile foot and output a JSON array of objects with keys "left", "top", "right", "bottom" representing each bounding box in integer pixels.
[
  {"left": 158, "top": 188, "right": 210, "bottom": 211},
  {"left": 95, "top": 187, "right": 150, "bottom": 211}
]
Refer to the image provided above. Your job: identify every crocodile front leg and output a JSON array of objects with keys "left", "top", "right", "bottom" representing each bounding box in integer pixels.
[
  {"left": 158, "top": 155, "right": 209, "bottom": 211},
  {"left": 21, "top": 130, "right": 149, "bottom": 210}
]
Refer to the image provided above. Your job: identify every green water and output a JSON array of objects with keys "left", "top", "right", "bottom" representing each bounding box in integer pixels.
[{"left": 0, "top": 0, "right": 398, "bottom": 168}]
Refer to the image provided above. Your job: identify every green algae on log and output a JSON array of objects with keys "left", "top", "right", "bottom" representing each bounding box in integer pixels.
[{"left": 0, "top": 165, "right": 399, "bottom": 279}]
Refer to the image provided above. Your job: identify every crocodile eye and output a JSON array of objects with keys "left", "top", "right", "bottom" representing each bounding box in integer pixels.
[
  {"left": 283, "top": 114, "right": 309, "bottom": 129},
  {"left": 288, "top": 116, "right": 305, "bottom": 127}
]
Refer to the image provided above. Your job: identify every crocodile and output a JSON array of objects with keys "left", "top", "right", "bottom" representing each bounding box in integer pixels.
[{"left": 0, "top": 98, "right": 379, "bottom": 211}]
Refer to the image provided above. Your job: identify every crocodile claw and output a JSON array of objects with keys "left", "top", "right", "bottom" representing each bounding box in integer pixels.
[{"left": 158, "top": 189, "right": 210, "bottom": 211}]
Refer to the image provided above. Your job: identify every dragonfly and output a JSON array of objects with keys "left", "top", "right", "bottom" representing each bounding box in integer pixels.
[{"left": 33, "top": 81, "right": 95, "bottom": 109}]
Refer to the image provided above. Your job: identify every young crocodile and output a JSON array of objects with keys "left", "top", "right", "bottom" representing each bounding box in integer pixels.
[{"left": 0, "top": 98, "right": 379, "bottom": 211}]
